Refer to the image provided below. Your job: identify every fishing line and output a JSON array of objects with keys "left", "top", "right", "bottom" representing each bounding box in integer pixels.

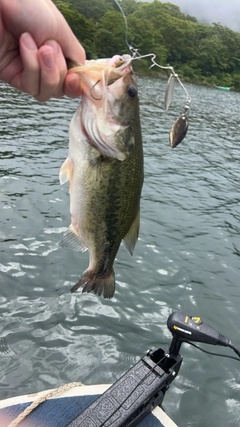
[
  {"left": 112, "top": 0, "right": 191, "bottom": 147},
  {"left": 112, "top": 0, "right": 130, "bottom": 49},
  {"left": 112, "top": 0, "right": 190, "bottom": 100}
]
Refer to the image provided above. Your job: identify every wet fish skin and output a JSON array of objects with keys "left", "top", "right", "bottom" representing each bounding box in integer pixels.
[{"left": 60, "top": 59, "right": 143, "bottom": 298}]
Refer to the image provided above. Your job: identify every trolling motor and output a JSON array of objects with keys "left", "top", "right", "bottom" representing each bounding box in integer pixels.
[
  {"left": 67, "top": 312, "right": 240, "bottom": 427},
  {"left": 167, "top": 312, "right": 240, "bottom": 357}
]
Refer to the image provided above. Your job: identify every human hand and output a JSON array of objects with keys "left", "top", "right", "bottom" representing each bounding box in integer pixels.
[{"left": 0, "top": 0, "right": 86, "bottom": 102}]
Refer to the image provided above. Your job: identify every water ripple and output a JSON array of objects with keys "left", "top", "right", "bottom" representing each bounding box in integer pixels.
[{"left": 0, "top": 80, "right": 240, "bottom": 425}]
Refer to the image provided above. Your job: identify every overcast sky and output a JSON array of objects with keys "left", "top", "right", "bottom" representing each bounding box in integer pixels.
[{"left": 158, "top": 0, "right": 240, "bottom": 32}]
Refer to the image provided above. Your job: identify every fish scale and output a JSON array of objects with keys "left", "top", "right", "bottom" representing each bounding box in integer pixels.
[{"left": 60, "top": 55, "right": 143, "bottom": 298}]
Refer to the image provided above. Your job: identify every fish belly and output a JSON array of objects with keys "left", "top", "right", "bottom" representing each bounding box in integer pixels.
[{"left": 64, "top": 109, "right": 143, "bottom": 298}]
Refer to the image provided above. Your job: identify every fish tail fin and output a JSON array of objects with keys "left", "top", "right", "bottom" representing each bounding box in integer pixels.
[{"left": 71, "top": 269, "right": 115, "bottom": 299}]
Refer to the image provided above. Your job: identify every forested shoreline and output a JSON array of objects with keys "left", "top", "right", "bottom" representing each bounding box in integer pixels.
[{"left": 53, "top": 0, "right": 240, "bottom": 90}]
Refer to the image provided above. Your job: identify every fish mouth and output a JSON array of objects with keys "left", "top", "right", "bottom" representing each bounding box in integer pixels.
[
  {"left": 105, "top": 55, "right": 133, "bottom": 85},
  {"left": 68, "top": 54, "right": 133, "bottom": 98},
  {"left": 68, "top": 54, "right": 136, "bottom": 161},
  {"left": 76, "top": 54, "right": 132, "bottom": 73},
  {"left": 68, "top": 54, "right": 133, "bottom": 109},
  {"left": 107, "top": 54, "right": 132, "bottom": 71}
]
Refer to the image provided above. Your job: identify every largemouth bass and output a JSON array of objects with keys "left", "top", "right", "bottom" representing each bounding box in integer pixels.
[{"left": 60, "top": 55, "right": 143, "bottom": 298}]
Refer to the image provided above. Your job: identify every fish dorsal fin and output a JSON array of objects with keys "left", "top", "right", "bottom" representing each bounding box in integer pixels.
[
  {"left": 123, "top": 208, "right": 140, "bottom": 255},
  {"left": 60, "top": 225, "right": 87, "bottom": 252}
]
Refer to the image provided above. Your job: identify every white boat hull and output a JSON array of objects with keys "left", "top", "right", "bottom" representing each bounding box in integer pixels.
[{"left": 0, "top": 384, "right": 177, "bottom": 426}]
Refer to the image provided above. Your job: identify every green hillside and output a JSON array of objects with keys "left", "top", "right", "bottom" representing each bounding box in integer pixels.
[{"left": 53, "top": 0, "right": 240, "bottom": 89}]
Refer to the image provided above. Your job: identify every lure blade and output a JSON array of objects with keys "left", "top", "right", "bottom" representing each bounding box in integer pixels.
[
  {"left": 165, "top": 74, "right": 175, "bottom": 111},
  {"left": 169, "top": 114, "right": 189, "bottom": 148}
]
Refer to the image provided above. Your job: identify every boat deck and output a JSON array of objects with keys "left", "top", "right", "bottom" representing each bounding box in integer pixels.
[{"left": 0, "top": 384, "right": 178, "bottom": 427}]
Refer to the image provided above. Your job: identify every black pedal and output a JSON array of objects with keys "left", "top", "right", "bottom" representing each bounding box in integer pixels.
[{"left": 67, "top": 347, "right": 182, "bottom": 427}]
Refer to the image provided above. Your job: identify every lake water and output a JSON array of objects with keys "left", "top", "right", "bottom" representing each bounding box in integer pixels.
[{"left": 0, "top": 76, "right": 240, "bottom": 427}]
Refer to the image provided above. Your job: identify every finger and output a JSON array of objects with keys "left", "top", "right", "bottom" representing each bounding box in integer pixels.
[
  {"left": 44, "top": 40, "right": 67, "bottom": 99},
  {"left": 49, "top": 8, "right": 86, "bottom": 66},
  {"left": 54, "top": 19, "right": 86, "bottom": 66},
  {"left": 36, "top": 44, "right": 60, "bottom": 102},
  {"left": 61, "top": 38, "right": 86, "bottom": 66},
  {"left": 64, "top": 73, "right": 83, "bottom": 98},
  {"left": 17, "top": 33, "right": 40, "bottom": 96}
]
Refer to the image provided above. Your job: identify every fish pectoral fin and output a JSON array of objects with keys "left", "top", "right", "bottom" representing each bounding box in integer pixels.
[
  {"left": 59, "top": 157, "right": 73, "bottom": 185},
  {"left": 60, "top": 225, "right": 87, "bottom": 252},
  {"left": 123, "top": 208, "right": 140, "bottom": 255}
]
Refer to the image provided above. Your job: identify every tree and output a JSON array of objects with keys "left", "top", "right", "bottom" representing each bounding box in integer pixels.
[
  {"left": 53, "top": 0, "right": 240, "bottom": 90},
  {"left": 72, "top": 0, "right": 114, "bottom": 22},
  {"left": 53, "top": 0, "right": 97, "bottom": 58},
  {"left": 128, "top": 15, "right": 168, "bottom": 65},
  {"left": 95, "top": 11, "right": 128, "bottom": 57},
  {"left": 117, "top": 0, "right": 139, "bottom": 15}
]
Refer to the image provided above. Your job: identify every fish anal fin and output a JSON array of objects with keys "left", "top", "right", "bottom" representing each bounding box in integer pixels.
[
  {"left": 123, "top": 209, "right": 140, "bottom": 255},
  {"left": 60, "top": 225, "right": 87, "bottom": 252},
  {"left": 59, "top": 157, "right": 73, "bottom": 186},
  {"left": 71, "top": 268, "right": 115, "bottom": 299}
]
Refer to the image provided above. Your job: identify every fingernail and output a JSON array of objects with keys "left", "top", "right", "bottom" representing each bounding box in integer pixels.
[
  {"left": 42, "top": 51, "right": 55, "bottom": 69},
  {"left": 45, "top": 40, "right": 60, "bottom": 55},
  {"left": 21, "top": 33, "right": 37, "bottom": 51}
]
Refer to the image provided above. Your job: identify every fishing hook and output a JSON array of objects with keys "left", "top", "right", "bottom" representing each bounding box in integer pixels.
[
  {"left": 130, "top": 49, "right": 191, "bottom": 105},
  {"left": 90, "top": 79, "right": 102, "bottom": 101}
]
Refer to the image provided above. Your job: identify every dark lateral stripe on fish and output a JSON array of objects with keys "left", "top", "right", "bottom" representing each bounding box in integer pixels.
[{"left": 61, "top": 56, "right": 143, "bottom": 299}]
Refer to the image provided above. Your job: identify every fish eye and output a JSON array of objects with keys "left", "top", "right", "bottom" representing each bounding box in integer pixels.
[
  {"left": 127, "top": 85, "right": 137, "bottom": 98},
  {"left": 115, "top": 57, "right": 124, "bottom": 68}
]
